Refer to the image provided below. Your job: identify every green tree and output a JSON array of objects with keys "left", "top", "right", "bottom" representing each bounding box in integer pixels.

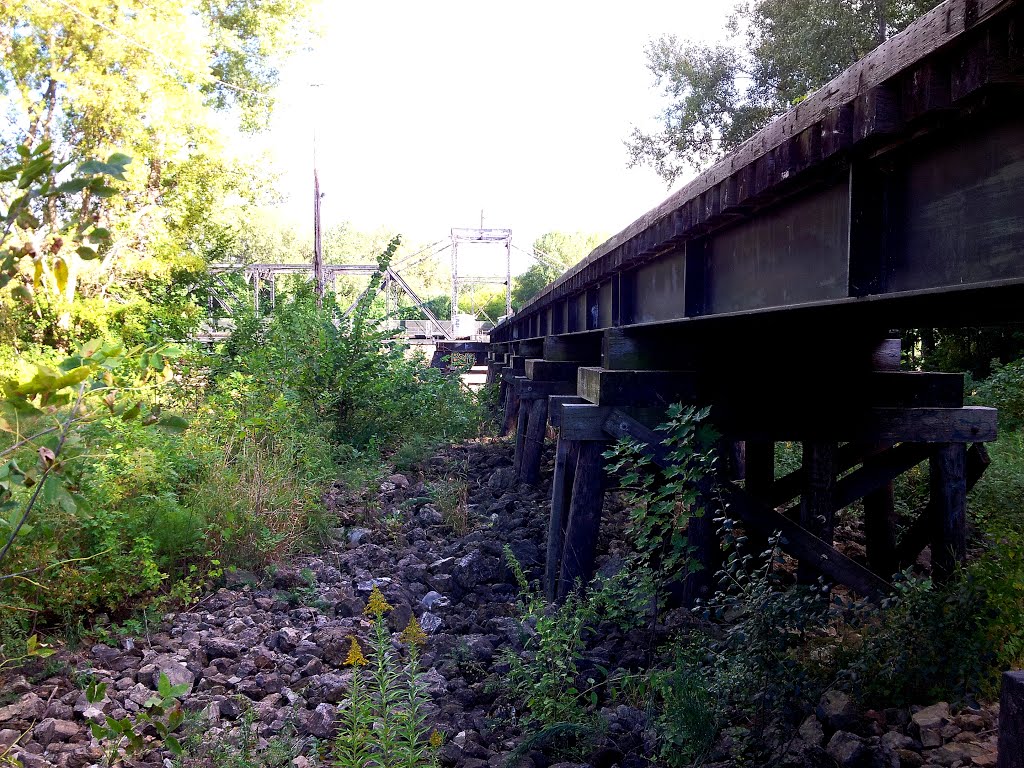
[
  {"left": 628, "top": 0, "right": 940, "bottom": 183},
  {"left": 512, "top": 231, "right": 606, "bottom": 309},
  {"left": 0, "top": 0, "right": 314, "bottom": 347}
]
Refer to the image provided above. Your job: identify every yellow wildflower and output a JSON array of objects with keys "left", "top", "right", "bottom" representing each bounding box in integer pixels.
[
  {"left": 399, "top": 615, "right": 428, "bottom": 647},
  {"left": 364, "top": 585, "right": 393, "bottom": 619},
  {"left": 343, "top": 636, "right": 368, "bottom": 667},
  {"left": 428, "top": 730, "right": 443, "bottom": 749}
]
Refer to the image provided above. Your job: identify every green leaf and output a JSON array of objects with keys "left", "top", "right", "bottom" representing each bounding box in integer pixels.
[
  {"left": 76, "top": 245, "right": 99, "bottom": 260},
  {"left": 157, "top": 415, "right": 189, "bottom": 432},
  {"left": 165, "top": 736, "right": 183, "bottom": 756},
  {"left": 52, "top": 258, "right": 69, "bottom": 294}
]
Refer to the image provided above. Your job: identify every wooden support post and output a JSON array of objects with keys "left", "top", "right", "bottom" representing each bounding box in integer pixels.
[
  {"left": 512, "top": 393, "right": 529, "bottom": 477},
  {"left": 896, "top": 443, "right": 989, "bottom": 569},
  {"left": 999, "top": 671, "right": 1024, "bottom": 768},
  {"left": 744, "top": 440, "right": 774, "bottom": 556},
  {"left": 501, "top": 373, "right": 522, "bottom": 436},
  {"left": 520, "top": 396, "right": 549, "bottom": 485},
  {"left": 864, "top": 452, "right": 898, "bottom": 578},
  {"left": 929, "top": 442, "right": 967, "bottom": 579},
  {"left": 798, "top": 440, "right": 837, "bottom": 584},
  {"left": 545, "top": 437, "right": 579, "bottom": 600},
  {"left": 557, "top": 441, "right": 607, "bottom": 600}
]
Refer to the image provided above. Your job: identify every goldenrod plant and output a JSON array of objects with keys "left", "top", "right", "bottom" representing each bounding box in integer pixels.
[{"left": 332, "top": 586, "right": 440, "bottom": 767}]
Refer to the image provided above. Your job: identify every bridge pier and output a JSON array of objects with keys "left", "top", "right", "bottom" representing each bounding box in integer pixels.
[{"left": 527, "top": 329, "right": 996, "bottom": 604}]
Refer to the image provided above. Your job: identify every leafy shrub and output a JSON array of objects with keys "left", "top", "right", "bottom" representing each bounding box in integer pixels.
[
  {"left": 969, "top": 357, "right": 1024, "bottom": 430},
  {"left": 501, "top": 547, "right": 599, "bottom": 730}
]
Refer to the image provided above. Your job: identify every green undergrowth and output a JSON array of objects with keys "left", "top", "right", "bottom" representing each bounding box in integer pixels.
[
  {"left": 0, "top": 245, "right": 485, "bottom": 654},
  {"left": 500, "top": 402, "right": 1024, "bottom": 767}
]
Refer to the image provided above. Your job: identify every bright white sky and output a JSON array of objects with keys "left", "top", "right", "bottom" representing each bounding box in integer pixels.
[{"left": 257, "top": 0, "right": 733, "bottom": 270}]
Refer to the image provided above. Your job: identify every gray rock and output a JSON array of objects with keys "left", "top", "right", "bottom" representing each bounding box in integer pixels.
[
  {"left": 826, "top": 731, "right": 866, "bottom": 767},
  {"left": 798, "top": 714, "right": 825, "bottom": 747},
  {"left": 420, "top": 612, "right": 443, "bottom": 633},
  {"left": 356, "top": 577, "right": 392, "bottom": 593},
  {"left": 348, "top": 528, "right": 372, "bottom": 547},
  {"left": 203, "top": 636, "right": 242, "bottom": 659},
  {"left": 487, "top": 467, "right": 516, "bottom": 491},
  {"left": 0, "top": 693, "right": 45, "bottom": 724},
  {"left": 420, "top": 591, "right": 450, "bottom": 610},
  {"left": 138, "top": 654, "right": 195, "bottom": 693},
  {"left": 817, "top": 690, "right": 858, "bottom": 731},
  {"left": 32, "top": 718, "right": 79, "bottom": 746},
  {"left": 300, "top": 703, "right": 336, "bottom": 738},
  {"left": 387, "top": 473, "right": 410, "bottom": 488},
  {"left": 911, "top": 702, "right": 950, "bottom": 731}
]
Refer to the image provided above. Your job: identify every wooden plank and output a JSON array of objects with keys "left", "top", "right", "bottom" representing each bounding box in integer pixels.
[
  {"left": 999, "top": 670, "right": 1024, "bottom": 768},
  {"left": 601, "top": 327, "right": 699, "bottom": 370},
  {"left": 724, "top": 483, "right": 891, "bottom": 598},
  {"left": 525, "top": 359, "right": 583, "bottom": 382},
  {"left": 716, "top": 406, "right": 997, "bottom": 443},
  {"left": 768, "top": 441, "right": 891, "bottom": 508},
  {"left": 512, "top": 401, "right": 529, "bottom": 478},
  {"left": 577, "top": 367, "right": 699, "bottom": 407},
  {"left": 559, "top": 404, "right": 615, "bottom": 441},
  {"left": 545, "top": 437, "right": 578, "bottom": 600},
  {"left": 798, "top": 441, "right": 837, "bottom": 584},
  {"left": 518, "top": 339, "right": 544, "bottom": 358},
  {"left": 501, "top": 373, "right": 524, "bottom": 436},
  {"left": 543, "top": 333, "right": 602, "bottom": 363},
  {"left": 744, "top": 440, "right": 774, "bottom": 555},
  {"left": 548, "top": 395, "right": 586, "bottom": 428},
  {"left": 558, "top": 441, "right": 607, "bottom": 600},
  {"left": 520, "top": 397, "right": 549, "bottom": 485},
  {"left": 929, "top": 442, "right": 967, "bottom": 578},
  {"left": 832, "top": 442, "right": 935, "bottom": 510},
  {"left": 517, "top": 379, "right": 577, "bottom": 400}
]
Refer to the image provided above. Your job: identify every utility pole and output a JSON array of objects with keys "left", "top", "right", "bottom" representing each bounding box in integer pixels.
[{"left": 311, "top": 83, "right": 324, "bottom": 307}]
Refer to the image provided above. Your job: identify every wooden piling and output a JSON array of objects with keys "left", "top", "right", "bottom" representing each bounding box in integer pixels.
[
  {"left": 999, "top": 670, "right": 1024, "bottom": 768},
  {"left": 798, "top": 440, "right": 837, "bottom": 584},
  {"left": 512, "top": 398, "right": 529, "bottom": 477},
  {"left": 557, "top": 441, "right": 607, "bottom": 600},
  {"left": 929, "top": 442, "right": 967, "bottom": 579},
  {"left": 520, "top": 397, "right": 549, "bottom": 485},
  {"left": 545, "top": 437, "right": 578, "bottom": 600},
  {"left": 744, "top": 439, "right": 774, "bottom": 557}
]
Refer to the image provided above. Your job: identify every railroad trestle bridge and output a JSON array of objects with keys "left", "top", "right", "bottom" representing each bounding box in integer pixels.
[{"left": 486, "top": 0, "right": 1024, "bottom": 611}]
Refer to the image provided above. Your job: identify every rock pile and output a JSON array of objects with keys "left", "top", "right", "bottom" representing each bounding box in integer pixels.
[{"left": 0, "top": 437, "right": 1004, "bottom": 768}]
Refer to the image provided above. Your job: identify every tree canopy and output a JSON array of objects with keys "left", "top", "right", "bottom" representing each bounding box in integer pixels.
[
  {"left": 512, "top": 231, "right": 606, "bottom": 310},
  {"left": 627, "top": 0, "right": 941, "bottom": 183},
  {"left": 0, "top": 0, "right": 314, "bottom": 348}
]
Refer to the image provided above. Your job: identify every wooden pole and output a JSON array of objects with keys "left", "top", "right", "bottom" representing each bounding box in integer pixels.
[
  {"left": 557, "top": 441, "right": 606, "bottom": 601},
  {"left": 545, "top": 437, "right": 578, "bottom": 600},
  {"left": 798, "top": 440, "right": 837, "bottom": 584},
  {"left": 929, "top": 442, "right": 967, "bottom": 579},
  {"left": 744, "top": 439, "right": 774, "bottom": 557},
  {"left": 520, "top": 397, "right": 549, "bottom": 485},
  {"left": 864, "top": 450, "right": 898, "bottom": 578},
  {"left": 512, "top": 399, "right": 529, "bottom": 478},
  {"left": 999, "top": 671, "right": 1024, "bottom": 768}
]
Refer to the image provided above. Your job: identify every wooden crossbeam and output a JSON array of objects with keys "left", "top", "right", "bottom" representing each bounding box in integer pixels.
[
  {"left": 526, "top": 359, "right": 584, "bottom": 382},
  {"left": 517, "top": 339, "right": 544, "bottom": 358},
  {"left": 577, "top": 367, "right": 699, "bottom": 407},
  {"left": 715, "top": 406, "right": 996, "bottom": 443},
  {"left": 832, "top": 442, "right": 936, "bottom": 510},
  {"left": 548, "top": 395, "right": 586, "bottom": 428},
  {"left": 600, "top": 409, "right": 891, "bottom": 598},
  {"left": 544, "top": 333, "right": 602, "bottom": 363},
  {"left": 516, "top": 379, "right": 577, "bottom": 400}
]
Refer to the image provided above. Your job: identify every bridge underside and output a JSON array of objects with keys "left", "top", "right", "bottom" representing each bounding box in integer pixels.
[{"left": 488, "top": 0, "right": 1024, "bottom": 603}]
